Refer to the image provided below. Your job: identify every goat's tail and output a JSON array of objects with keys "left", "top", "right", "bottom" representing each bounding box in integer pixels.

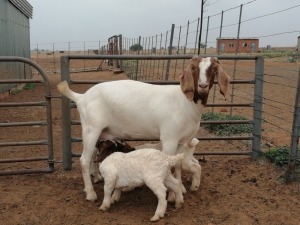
[
  {"left": 167, "top": 154, "right": 184, "bottom": 168},
  {"left": 57, "top": 81, "right": 82, "bottom": 103}
]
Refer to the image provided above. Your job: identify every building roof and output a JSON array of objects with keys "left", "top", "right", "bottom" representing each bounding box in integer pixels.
[{"left": 9, "top": 0, "right": 33, "bottom": 18}]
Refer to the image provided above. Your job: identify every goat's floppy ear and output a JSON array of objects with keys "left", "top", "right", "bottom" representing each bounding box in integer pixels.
[
  {"left": 180, "top": 65, "right": 196, "bottom": 101},
  {"left": 214, "top": 59, "right": 230, "bottom": 100}
]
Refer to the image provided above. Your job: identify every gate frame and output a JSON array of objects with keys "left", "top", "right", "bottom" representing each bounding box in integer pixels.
[
  {"left": 60, "top": 54, "right": 264, "bottom": 170},
  {"left": 0, "top": 56, "right": 54, "bottom": 175}
]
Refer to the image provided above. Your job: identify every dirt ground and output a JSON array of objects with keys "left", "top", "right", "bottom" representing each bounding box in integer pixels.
[{"left": 1, "top": 59, "right": 300, "bottom": 225}]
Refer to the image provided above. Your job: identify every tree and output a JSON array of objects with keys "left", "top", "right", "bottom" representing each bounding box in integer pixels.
[{"left": 130, "top": 44, "right": 143, "bottom": 52}]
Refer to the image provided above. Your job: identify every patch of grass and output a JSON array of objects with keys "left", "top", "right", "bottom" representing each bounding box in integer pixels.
[
  {"left": 264, "top": 147, "right": 300, "bottom": 168},
  {"left": 23, "top": 83, "right": 36, "bottom": 90},
  {"left": 201, "top": 112, "right": 252, "bottom": 136}
]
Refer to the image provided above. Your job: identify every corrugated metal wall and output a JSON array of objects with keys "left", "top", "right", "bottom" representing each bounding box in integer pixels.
[{"left": 0, "top": 0, "right": 32, "bottom": 93}]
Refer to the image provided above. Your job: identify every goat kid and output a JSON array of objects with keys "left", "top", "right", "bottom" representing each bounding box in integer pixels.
[
  {"left": 90, "top": 140, "right": 135, "bottom": 183},
  {"left": 57, "top": 56, "right": 230, "bottom": 201},
  {"left": 99, "top": 138, "right": 200, "bottom": 221}
]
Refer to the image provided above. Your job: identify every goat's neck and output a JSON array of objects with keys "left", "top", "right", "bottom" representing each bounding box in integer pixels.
[{"left": 180, "top": 96, "right": 204, "bottom": 124}]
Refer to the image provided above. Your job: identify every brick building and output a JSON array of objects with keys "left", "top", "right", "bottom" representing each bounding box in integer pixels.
[{"left": 216, "top": 38, "right": 259, "bottom": 53}]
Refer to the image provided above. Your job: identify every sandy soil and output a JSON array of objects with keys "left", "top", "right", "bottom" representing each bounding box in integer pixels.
[{"left": 0, "top": 58, "right": 300, "bottom": 225}]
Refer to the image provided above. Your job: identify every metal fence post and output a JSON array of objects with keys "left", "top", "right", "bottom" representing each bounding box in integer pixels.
[
  {"left": 165, "top": 24, "right": 175, "bottom": 81},
  {"left": 60, "top": 56, "right": 72, "bottom": 170},
  {"left": 252, "top": 56, "right": 264, "bottom": 158},
  {"left": 119, "top": 34, "right": 123, "bottom": 70},
  {"left": 217, "top": 10, "right": 224, "bottom": 55},
  {"left": 285, "top": 67, "right": 300, "bottom": 181},
  {"left": 135, "top": 36, "right": 141, "bottom": 80},
  {"left": 204, "top": 16, "right": 210, "bottom": 55}
]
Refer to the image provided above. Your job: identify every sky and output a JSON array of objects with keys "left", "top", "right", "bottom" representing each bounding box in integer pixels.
[{"left": 27, "top": 0, "right": 300, "bottom": 50}]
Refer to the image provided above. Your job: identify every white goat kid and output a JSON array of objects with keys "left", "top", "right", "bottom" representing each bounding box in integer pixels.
[
  {"left": 99, "top": 138, "right": 200, "bottom": 221},
  {"left": 57, "top": 56, "right": 230, "bottom": 202}
]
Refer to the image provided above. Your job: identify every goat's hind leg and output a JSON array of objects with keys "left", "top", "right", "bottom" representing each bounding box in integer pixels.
[
  {"left": 185, "top": 158, "right": 202, "bottom": 191},
  {"left": 146, "top": 179, "right": 167, "bottom": 222},
  {"left": 80, "top": 126, "right": 103, "bottom": 201},
  {"left": 99, "top": 174, "right": 117, "bottom": 211},
  {"left": 164, "top": 173, "right": 184, "bottom": 209}
]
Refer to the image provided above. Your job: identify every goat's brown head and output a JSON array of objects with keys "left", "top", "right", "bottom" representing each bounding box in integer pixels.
[
  {"left": 180, "top": 56, "right": 230, "bottom": 105},
  {"left": 94, "top": 140, "right": 135, "bottom": 163}
]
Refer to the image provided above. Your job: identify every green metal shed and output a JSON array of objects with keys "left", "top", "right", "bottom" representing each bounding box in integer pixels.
[{"left": 0, "top": 0, "right": 33, "bottom": 94}]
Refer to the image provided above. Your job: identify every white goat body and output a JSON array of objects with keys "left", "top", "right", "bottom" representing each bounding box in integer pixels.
[
  {"left": 57, "top": 56, "right": 229, "bottom": 201},
  {"left": 99, "top": 138, "right": 200, "bottom": 221}
]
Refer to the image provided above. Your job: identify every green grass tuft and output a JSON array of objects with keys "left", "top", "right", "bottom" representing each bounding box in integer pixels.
[{"left": 201, "top": 112, "right": 253, "bottom": 136}]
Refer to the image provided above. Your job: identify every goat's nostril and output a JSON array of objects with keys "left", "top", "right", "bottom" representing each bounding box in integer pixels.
[{"left": 199, "top": 84, "right": 208, "bottom": 88}]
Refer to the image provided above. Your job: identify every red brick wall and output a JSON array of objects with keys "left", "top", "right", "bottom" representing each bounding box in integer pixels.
[{"left": 217, "top": 39, "right": 259, "bottom": 53}]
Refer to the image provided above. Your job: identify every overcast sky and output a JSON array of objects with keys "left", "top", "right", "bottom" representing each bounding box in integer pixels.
[{"left": 27, "top": 0, "right": 300, "bottom": 49}]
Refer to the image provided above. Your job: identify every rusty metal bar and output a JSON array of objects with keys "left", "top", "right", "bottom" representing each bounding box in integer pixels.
[
  {"left": 0, "top": 140, "right": 48, "bottom": 147},
  {"left": 71, "top": 119, "right": 253, "bottom": 126},
  {"left": 0, "top": 79, "right": 43, "bottom": 84},
  {"left": 0, "top": 101, "right": 46, "bottom": 107},
  {"left": 0, "top": 121, "right": 47, "bottom": 127},
  {"left": 0, "top": 156, "right": 49, "bottom": 163},
  {"left": 71, "top": 136, "right": 252, "bottom": 143},
  {"left": 61, "top": 54, "right": 258, "bottom": 61},
  {"left": 194, "top": 151, "right": 250, "bottom": 156},
  {"left": 0, "top": 168, "right": 53, "bottom": 176},
  {"left": 70, "top": 79, "right": 254, "bottom": 85}
]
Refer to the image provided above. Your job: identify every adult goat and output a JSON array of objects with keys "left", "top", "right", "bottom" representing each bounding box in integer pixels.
[{"left": 57, "top": 56, "right": 230, "bottom": 201}]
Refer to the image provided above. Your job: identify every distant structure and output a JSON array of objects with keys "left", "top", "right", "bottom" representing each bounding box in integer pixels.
[
  {"left": 0, "top": 0, "right": 33, "bottom": 94},
  {"left": 297, "top": 36, "right": 300, "bottom": 51},
  {"left": 216, "top": 38, "right": 259, "bottom": 53}
]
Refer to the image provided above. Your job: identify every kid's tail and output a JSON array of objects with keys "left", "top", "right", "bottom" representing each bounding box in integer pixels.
[
  {"left": 57, "top": 81, "right": 82, "bottom": 103},
  {"left": 183, "top": 138, "right": 199, "bottom": 162}
]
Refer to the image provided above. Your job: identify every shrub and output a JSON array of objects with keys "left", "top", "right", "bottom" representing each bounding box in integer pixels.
[
  {"left": 129, "top": 44, "right": 143, "bottom": 52},
  {"left": 264, "top": 147, "right": 300, "bottom": 168},
  {"left": 201, "top": 112, "right": 252, "bottom": 136}
]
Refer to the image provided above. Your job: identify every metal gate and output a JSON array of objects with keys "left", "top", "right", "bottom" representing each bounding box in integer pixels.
[
  {"left": 0, "top": 57, "right": 54, "bottom": 175},
  {"left": 59, "top": 54, "right": 264, "bottom": 171}
]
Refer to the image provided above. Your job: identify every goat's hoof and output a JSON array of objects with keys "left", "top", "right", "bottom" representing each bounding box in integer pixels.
[
  {"left": 150, "top": 215, "right": 160, "bottom": 222},
  {"left": 175, "top": 202, "right": 183, "bottom": 209},
  {"left": 189, "top": 186, "right": 199, "bottom": 191},
  {"left": 167, "top": 192, "right": 175, "bottom": 203},
  {"left": 86, "top": 192, "right": 97, "bottom": 202},
  {"left": 181, "top": 185, "right": 187, "bottom": 194},
  {"left": 99, "top": 204, "right": 109, "bottom": 211}
]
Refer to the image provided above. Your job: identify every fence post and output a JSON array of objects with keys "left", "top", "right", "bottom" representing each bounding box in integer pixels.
[
  {"left": 119, "top": 34, "right": 123, "bottom": 70},
  {"left": 217, "top": 10, "right": 224, "bottom": 55},
  {"left": 194, "top": 18, "right": 200, "bottom": 55},
  {"left": 252, "top": 56, "right": 264, "bottom": 158},
  {"left": 135, "top": 36, "right": 141, "bottom": 80},
  {"left": 285, "top": 67, "right": 300, "bottom": 181},
  {"left": 230, "top": 4, "right": 243, "bottom": 116},
  {"left": 204, "top": 16, "right": 210, "bottom": 55},
  {"left": 165, "top": 24, "right": 175, "bottom": 80},
  {"left": 60, "top": 56, "right": 72, "bottom": 170}
]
